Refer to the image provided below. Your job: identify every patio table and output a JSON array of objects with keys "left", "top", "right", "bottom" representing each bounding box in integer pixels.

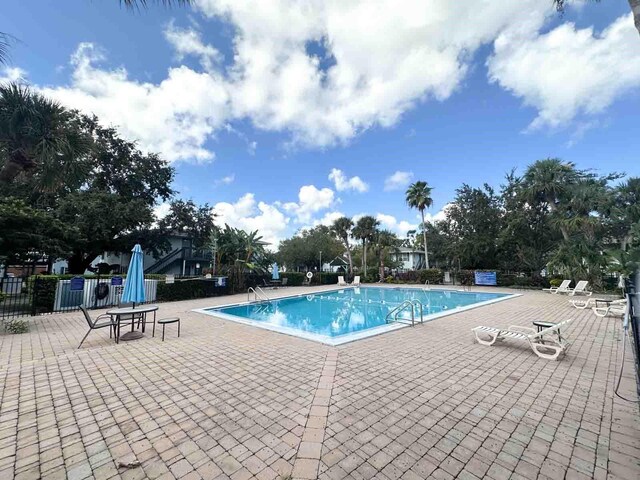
[
  {"left": 532, "top": 320, "right": 563, "bottom": 343},
  {"left": 107, "top": 304, "right": 158, "bottom": 342}
]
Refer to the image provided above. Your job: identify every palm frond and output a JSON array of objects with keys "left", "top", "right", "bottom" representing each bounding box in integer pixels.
[{"left": 120, "top": 0, "right": 192, "bottom": 9}]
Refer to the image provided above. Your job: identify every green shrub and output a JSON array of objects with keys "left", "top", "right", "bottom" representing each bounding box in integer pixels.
[
  {"left": 156, "top": 278, "right": 229, "bottom": 302},
  {"left": 419, "top": 269, "right": 444, "bottom": 285},
  {"left": 362, "top": 273, "right": 379, "bottom": 283},
  {"left": 282, "top": 272, "right": 305, "bottom": 286},
  {"left": 30, "top": 276, "right": 59, "bottom": 314},
  {"left": 0, "top": 291, "right": 6, "bottom": 303},
  {"left": 396, "top": 270, "right": 420, "bottom": 283},
  {"left": 459, "top": 270, "right": 475, "bottom": 286},
  {"left": 319, "top": 273, "right": 340, "bottom": 285},
  {"left": 6, "top": 319, "right": 29, "bottom": 334},
  {"left": 549, "top": 278, "right": 564, "bottom": 287}
]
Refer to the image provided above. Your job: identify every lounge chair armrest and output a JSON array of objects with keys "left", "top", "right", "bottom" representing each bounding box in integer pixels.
[{"left": 508, "top": 325, "right": 537, "bottom": 335}]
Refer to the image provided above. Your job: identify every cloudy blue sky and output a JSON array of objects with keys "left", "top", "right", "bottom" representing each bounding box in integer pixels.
[{"left": 3, "top": 1, "right": 639, "bottom": 245}]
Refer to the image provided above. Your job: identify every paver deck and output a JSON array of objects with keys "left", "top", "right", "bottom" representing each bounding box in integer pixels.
[{"left": 0, "top": 285, "right": 638, "bottom": 479}]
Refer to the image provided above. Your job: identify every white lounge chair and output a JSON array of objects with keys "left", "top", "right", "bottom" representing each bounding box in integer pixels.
[
  {"left": 568, "top": 280, "right": 591, "bottom": 296},
  {"left": 543, "top": 280, "right": 571, "bottom": 294},
  {"left": 352, "top": 276, "right": 361, "bottom": 286},
  {"left": 570, "top": 297, "right": 624, "bottom": 310},
  {"left": 592, "top": 300, "right": 627, "bottom": 318},
  {"left": 338, "top": 276, "right": 348, "bottom": 286},
  {"left": 472, "top": 319, "right": 573, "bottom": 361}
]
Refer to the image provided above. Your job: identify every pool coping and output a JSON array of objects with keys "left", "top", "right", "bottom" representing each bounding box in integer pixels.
[{"left": 192, "top": 286, "right": 522, "bottom": 346}]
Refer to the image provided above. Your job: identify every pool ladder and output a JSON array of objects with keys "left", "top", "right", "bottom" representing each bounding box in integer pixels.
[
  {"left": 385, "top": 300, "right": 424, "bottom": 326},
  {"left": 247, "top": 286, "right": 270, "bottom": 303}
]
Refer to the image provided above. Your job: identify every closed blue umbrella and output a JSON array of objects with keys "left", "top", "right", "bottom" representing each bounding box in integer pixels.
[
  {"left": 272, "top": 262, "right": 280, "bottom": 281},
  {"left": 122, "top": 244, "right": 146, "bottom": 306}
]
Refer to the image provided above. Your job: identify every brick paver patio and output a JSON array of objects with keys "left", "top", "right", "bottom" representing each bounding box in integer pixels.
[{"left": 0, "top": 285, "right": 638, "bottom": 479}]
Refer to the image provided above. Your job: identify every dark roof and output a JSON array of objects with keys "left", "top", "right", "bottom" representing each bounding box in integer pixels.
[{"left": 329, "top": 256, "right": 349, "bottom": 266}]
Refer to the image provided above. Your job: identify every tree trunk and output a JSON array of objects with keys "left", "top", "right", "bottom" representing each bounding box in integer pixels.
[
  {"left": 67, "top": 251, "right": 98, "bottom": 274},
  {"left": 379, "top": 250, "right": 385, "bottom": 282},
  {"left": 630, "top": 0, "right": 640, "bottom": 36},
  {"left": 0, "top": 150, "right": 36, "bottom": 183},
  {"left": 345, "top": 238, "right": 353, "bottom": 278},
  {"left": 363, "top": 241, "right": 367, "bottom": 277},
  {"left": 421, "top": 210, "right": 430, "bottom": 269}
]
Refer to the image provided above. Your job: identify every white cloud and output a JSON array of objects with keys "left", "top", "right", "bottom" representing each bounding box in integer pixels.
[
  {"left": 39, "top": 43, "right": 229, "bottom": 163},
  {"left": 376, "top": 213, "right": 418, "bottom": 238},
  {"left": 215, "top": 173, "right": 235, "bottom": 185},
  {"left": 163, "top": 21, "right": 222, "bottom": 72},
  {"left": 21, "top": 1, "right": 633, "bottom": 163},
  {"left": 0, "top": 66, "right": 26, "bottom": 83},
  {"left": 328, "top": 168, "right": 369, "bottom": 193},
  {"left": 213, "top": 193, "right": 289, "bottom": 248},
  {"left": 487, "top": 13, "right": 640, "bottom": 131},
  {"left": 384, "top": 171, "right": 414, "bottom": 191},
  {"left": 153, "top": 202, "right": 172, "bottom": 221},
  {"left": 423, "top": 205, "right": 448, "bottom": 224},
  {"left": 313, "top": 211, "right": 345, "bottom": 227},
  {"left": 195, "top": 0, "right": 552, "bottom": 147},
  {"left": 281, "top": 185, "right": 335, "bottom": 223}
]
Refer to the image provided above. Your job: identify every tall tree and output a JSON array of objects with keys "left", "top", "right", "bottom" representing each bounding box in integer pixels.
[
  {"left": 607, "top": 177, "right": 640, "bottom": 251},
  {"left": 0, "top": 100, "right": 175, "bottom": 273},
  {"left": 277, "top": 225, "right": 343, "bottom": 272},
  {"left": 352, "top": 215, "right": 380, "bottom": 277},
  {"left": 372, "top": 230, "right": 400, "bottom": 282},
  {"left": 331, "top": 217, "right": 354, "bottom": 276},
  {"left": 0, "top": 198, "right": 70, "bottom": 266},
  {"left": 0, "top": 83, "right": 92, "bottom": 187},
  {"left": 56, "top": 116, "right": 174, "bottom": 273},
  {"left": 498, "top": 170, "right": 558, "bottom": 274},
  {"left": 405, "top": 181, "right": 433, "bottom": 269},
  {"left": 158, "top": 200, "right": 215, "bottom": 249},
  {"left": 446, "top": 184, "right": 503, "bottom": 269}
]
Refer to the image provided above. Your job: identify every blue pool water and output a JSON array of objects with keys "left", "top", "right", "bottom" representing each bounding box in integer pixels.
[{"left": 203, "top": 287, "right": 510, "bottom": 342}]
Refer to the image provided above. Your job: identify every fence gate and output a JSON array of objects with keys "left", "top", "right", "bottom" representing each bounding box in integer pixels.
[{"left": 0, "top": 275, "right": 35, "bottom": 322}]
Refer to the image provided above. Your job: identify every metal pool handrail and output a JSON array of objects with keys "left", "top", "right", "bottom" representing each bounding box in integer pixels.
[
  {"left": 248, "top": 286, "right": 270, "bottom": 303},
  {"left": 386, "top": 300, "right": 415, "bottom": 326}
]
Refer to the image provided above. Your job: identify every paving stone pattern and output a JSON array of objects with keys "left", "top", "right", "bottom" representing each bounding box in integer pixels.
[{"left": 0, "top": 286, "right": 638, "bottom": 479}]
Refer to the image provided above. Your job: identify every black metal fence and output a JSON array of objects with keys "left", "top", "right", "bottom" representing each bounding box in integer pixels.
[
  {"left": 0, "top": 274, "right": 158, "bottom": 323},
  {"left": 626, "top": 273, "right": 640, "bottom": 393},
  {"left": 0, "top": 273, "right": 237, "bottom": 323},
  {"left": 0, "top": 275, "right": 35, "bottom": 320}
]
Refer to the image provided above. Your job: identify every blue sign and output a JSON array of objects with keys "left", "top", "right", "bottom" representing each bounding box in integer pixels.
[
  {"left": 111, "top": 276, "right": 123, "bottom": 286},
  {"left": 474, "top": 271, "right": 497, "bottom": 286},
  {"left": 70, "top": 277, "right": 85, "bottom": 291}
]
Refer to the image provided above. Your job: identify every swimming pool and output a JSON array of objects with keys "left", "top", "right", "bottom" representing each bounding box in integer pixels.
[{"left": 195, "top": 286, "right": 517, "bottom": 345}]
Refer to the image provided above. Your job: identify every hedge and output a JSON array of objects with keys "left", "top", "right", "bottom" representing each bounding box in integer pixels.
[
  {"left": 30, "top": 276, "right": 59, "bottom": 314},
  {"left": 156, "top": 278, "right": 230, "bottom": 302}
]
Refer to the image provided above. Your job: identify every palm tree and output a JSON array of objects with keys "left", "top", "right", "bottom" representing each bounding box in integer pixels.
[
  {"left": 373, "top": 230, "right": 400, "bottom": 282},
  {"left": 331, "top": 216, "right": 354, "bottom": 276},
  {"left": 406, "top": 181, "right": 433, "bottom": 269},
  {"left": 520, "top": 158, "right": 582, "bottom": 241},
  {"left": 0, "top": 83, "right": 92, "bottom": 188},
  {"left": 353, "top": 216, "right": 380, "bottom": 277},
  {"left": 0, "top": 33, "right": 12, "bottom": 66}
]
